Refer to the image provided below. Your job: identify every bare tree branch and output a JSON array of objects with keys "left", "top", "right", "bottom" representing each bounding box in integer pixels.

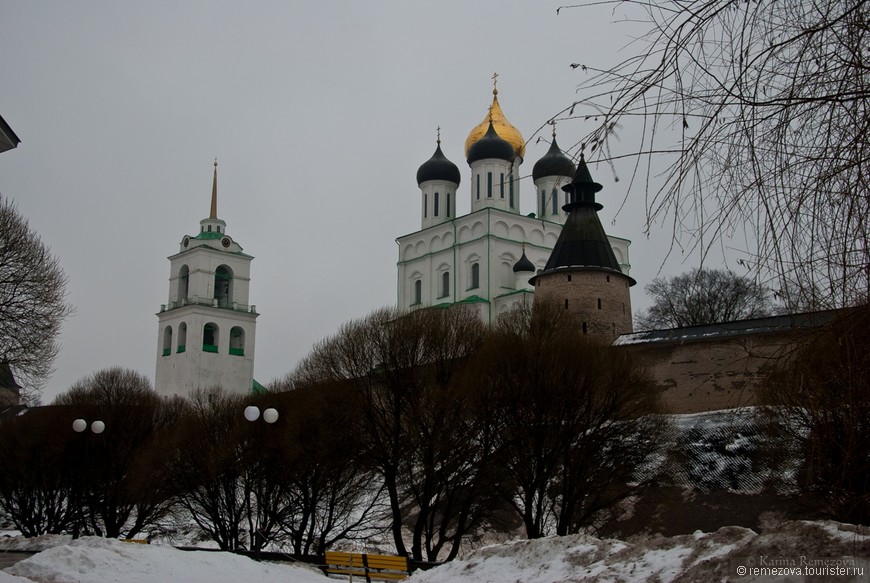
[
  {"left": 558, "top": 0, "right": 870, "bottom": 309},
  {"left": 0, "top": 195, "right": 73, "bottom": 399}
]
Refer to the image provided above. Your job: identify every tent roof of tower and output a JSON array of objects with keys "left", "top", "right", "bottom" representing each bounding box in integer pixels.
[
  {"left": 0, "top": 363, "right": 21, "bottom": 390},
  {"left": 531, "top": 157, "right": 636, "bottom": 286}
]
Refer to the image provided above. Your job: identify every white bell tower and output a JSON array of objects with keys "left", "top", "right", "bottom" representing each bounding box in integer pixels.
[{"left": 155, "top": 160, "right": 258, "bottom": 397}]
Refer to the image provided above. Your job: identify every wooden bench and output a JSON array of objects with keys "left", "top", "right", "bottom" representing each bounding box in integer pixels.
[{"left": 324, "top": 550, "right": 410, "bottom": 582}]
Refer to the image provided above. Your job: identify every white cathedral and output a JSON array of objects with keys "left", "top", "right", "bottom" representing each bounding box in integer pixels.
[
  {"left": 154, "top": 161, "right": 258, "bottom": 397},
  {"left": 397, "top": 82, "right": 631, "bottom": 322},
  {"left": 152, "top": 80, "right": 632, "bottom": 396}
]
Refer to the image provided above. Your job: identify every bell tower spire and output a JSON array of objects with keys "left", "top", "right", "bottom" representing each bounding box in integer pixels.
[
  {"left": 210, "top": 158, "right": 218, "bottom": 219},
  {"left": 199, "top": 158, "right": 227, "bottom": 237}
]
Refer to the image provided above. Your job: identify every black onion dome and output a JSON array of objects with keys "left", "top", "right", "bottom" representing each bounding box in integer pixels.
[
  {"left": 467, "top": 121, "right": 515, "bottom": 164},
  {"left": 532, "top": 137, "right": 575, "bottom": 181},
  {"left": 416, "top": 143, "right": 461, "bottom": 186},
  {"left": 513, "top": 250, "right": 535, "bottom": 273}
]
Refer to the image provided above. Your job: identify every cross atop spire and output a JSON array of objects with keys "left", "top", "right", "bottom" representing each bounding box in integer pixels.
[
  {"left": 436, "top": 126, "right": 441, "bottom": 145},
  {"left": 492, "top": 71, "right": 499, "bottom": 96},
  {"left": 210, "top": 158, "right": 218, "bottom": 219}
]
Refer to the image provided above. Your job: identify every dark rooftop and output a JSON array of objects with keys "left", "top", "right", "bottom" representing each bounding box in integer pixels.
[{"left": 614, "top": 309, "right": 843, "bottom": 346}]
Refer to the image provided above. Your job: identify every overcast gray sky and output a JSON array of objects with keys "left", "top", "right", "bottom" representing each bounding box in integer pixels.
[{"left": 1, "top": 1, "right": 707, "bottom": 402}]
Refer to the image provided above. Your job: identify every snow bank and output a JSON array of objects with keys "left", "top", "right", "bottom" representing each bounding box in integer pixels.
[
  {"left": 408, "top": 521, "right": 870, "bottom": 583},
  {"left": 4, "top": 537, "right": 326, "bottom": 583},
  {"left": 2, "top": 520, "right": 867, "bottom": 583}
]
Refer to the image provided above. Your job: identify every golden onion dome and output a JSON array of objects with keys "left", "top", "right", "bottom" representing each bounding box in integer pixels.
[{"left": 465, "top": 88, "right": 526, "bottom": 160}]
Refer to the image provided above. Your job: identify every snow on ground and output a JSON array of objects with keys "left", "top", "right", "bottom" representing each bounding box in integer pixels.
[
  {"left": 1, "top": 520, "right": 868, "bottom": 582},
  {"left": 2, "top": 537, "right": 326, "bottom": 583},
  {"left": 408, "top": 521, "right": 870, "bottom": 583}
]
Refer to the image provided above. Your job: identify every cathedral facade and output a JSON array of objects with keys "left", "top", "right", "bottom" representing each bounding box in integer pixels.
[{"left": 397, "top": 83, "right": 631, "bottom": 323}]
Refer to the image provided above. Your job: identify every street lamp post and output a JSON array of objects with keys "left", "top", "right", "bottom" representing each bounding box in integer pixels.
[
  {"left": 243, "top": 406, "right": 278, "bottom": 560},
  {"left": 71, "top": 418, "right": 105, "bottom": 538}
]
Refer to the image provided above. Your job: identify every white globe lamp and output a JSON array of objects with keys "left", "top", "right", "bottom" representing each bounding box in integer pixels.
[
  {"left": 244, "top": 405, "right": 260, "bottom": 422},
  {"left": 263, "top": 408, "right": 279, "bottom": 424}
]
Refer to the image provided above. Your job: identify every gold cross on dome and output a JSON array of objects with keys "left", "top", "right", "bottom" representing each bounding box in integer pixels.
[{"left": 492, "top": 72, "right": 499, "bottom": 94}]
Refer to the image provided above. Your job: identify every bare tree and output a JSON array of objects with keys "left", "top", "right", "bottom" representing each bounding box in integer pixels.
[
  {"left": 473, "top": 302, "right": 668, "bottom": 537},
  {"left": 53, "top": 367, "right": 180, "bottom": 539},
  {"left": 759, "top": 305, "right": 870, "bottom": 525},
  {"left": 291, "top": 305, "right": 491, "bottom": 560},
  {"left": 476, "top": 304, "right": 666, "bottom": 538},
  {"left": 168, "top": 388, "right": 251, "bottom": 551},
  {"left": 636, "top": 268, "right": 774, "bottom": 330},
  {"left": 292, "top": 308, "right": 412, "bottom": 554},
  {"left": 557, "top": 0, "right": 870, "bottom": 310},
  {"left": 265, "top": 380, "right": 385, "bottom": 556},
  {"left": 0, "top": 195, "right": 72, "bottom": 398},
  {"left": 0, "top": 406, "right": 79, "bottom": 536},
  {"left": 397, "top": 308, "right": 497, "bottom": 562}
]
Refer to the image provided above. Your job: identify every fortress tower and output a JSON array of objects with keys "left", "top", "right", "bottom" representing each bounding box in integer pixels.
[{"left": 530, "top": 155, "right": 635, "bottom": 342}]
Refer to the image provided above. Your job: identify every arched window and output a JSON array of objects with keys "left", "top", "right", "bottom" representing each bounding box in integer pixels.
[
  {"left": 446, "top": 192, "right": 451, "bottom": 217},
  {"left": 476, "top": 174, "right": 480, "bottom": 199},
  {"left": 434, "top": 192, "right": 439, "bottom": 217},
  {"left": 413, "top": 279, "right": 422, "bottom": 305},
  {"left": 230, "top": 326, "right": 245, "bottom": 356},
  {"left": 541, "top": 190, "right": 546, "bottom": 215},
  {"left": 162, "top": 326, "right": 172, "bottom": 357},
  {"left": 551, "top": 188, "right": 559, "bottom": 215},
  {"left": 424, "top": 193, "right": 428, "bottom": 218},
  {"left": 441, "top": 271, "right": 450, "bottom": 298},
  {"left": 214, "top": 265, "right": 233, "bottom": 307},
  {"left": 470, "top": 262, "right": 480, "bottom": 289},
  {"left": 177, "top": 322, "right": 187, "bottom": 353},
  {"left": 177, "top": 265, "right": 189, "bottom": 302},
  {"left": 487, "top": 172, "right": 493, "bottom": 197},
  {"left": 203, "top": 323, "right": 219, "bottom": 353},
  {"left": 499, "top": 173, "right": 504, "bottom": 198}
]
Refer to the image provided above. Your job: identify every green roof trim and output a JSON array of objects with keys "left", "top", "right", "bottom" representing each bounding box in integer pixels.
[
  {"left": 455, "top": 295, "right": 490, "bottom": 305},
  {"left": 425, "top": 295, "right": 490, "bottom": 310},
  {"left": 194, "top": 231, "right": 224, "bottom": 240},
  {"left": 252, "top": 379, "right": 267, "bottom": 395},
  {"left": 494, "top": 288, "right": 534, "bottom": 299}
]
